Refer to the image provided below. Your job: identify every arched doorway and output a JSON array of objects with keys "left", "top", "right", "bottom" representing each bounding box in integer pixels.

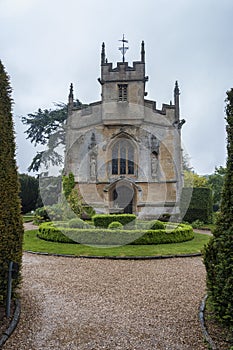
[{"left": 112, "top": 184, "right": 135, "bottom": 214}]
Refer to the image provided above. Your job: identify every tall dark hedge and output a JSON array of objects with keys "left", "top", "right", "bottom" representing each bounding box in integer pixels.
[
  {"left": 19, "top": 173, "right": 39, "bottom": 213},
  {"left": 204, "top": 89, "right": 233, "bottom": 329},
  {"left": 0, "top": 61, "right": 24, "bottom": 303},
  {"left": 180, "top": 187, "right": 213, "bottom": 223}
]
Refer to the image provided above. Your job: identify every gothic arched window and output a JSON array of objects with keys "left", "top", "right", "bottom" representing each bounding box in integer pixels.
[{"left": 112, "top": 139, "right": 134, "bottom": 175}]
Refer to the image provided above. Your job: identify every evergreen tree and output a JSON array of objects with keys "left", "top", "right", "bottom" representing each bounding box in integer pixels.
[
  {"left": 19, "top": 173, "right": 39, "bottom": 213},
  {"left": 0, "top": 61, "right": 24, "bottom": 303},
  {"left": 204, "top": 89, "right": 233, "bottom": 330},
  {"left": 22, "top": 100, "right": 82, "bottom": 172},
  {"left": 206, "top": 166, "right": 226, "bottom": 211}
]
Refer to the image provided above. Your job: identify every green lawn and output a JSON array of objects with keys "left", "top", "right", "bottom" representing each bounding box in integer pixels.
[
  {"left": 200, "top": 224, "right": 216, "bottom": 232},
  {"left": 23, "top": 230, "right": 211, "bottom": 257},
  {"left": 22, "top": 214, "right": 35, "bottom": 223}
]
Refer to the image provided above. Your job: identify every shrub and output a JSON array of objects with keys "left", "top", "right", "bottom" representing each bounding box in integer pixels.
[
  {"left": 93, "top": 214, "right": 136, "bottom": 228},
  {"left": 149, "top": 220, "right": 164, "bottom": 230},
  {"left": 68, "top": 218, "right": 88, "bottom": 228},
  {"left": 180, "top": 187, "right": 213, "bottom": 223},
  {"left": 38, "top": 222, "right": 75, "bottom": 243},
  {"left": 133, "top": 224, "right": 194, "bottom": 245},
  {"left": 191, "top": 220, "right": 205, "bottom": 229},
  {"left": 19, "top": 173, "right": 39, "bottom": 214},
  {"left": 62, "top": 173, "right": 75, "bottom": 199},
  {"left": 38, "top": 222, "right": 193, "bottom": 246},
  {"left": 108, "top": 221, "right": 123, "bottom": 230},
  {"left": 34, "top": 207, "right": 50, "bottom": 224},
  {"left": 81, "top": 206, "right": 96, "bottom": 220}
]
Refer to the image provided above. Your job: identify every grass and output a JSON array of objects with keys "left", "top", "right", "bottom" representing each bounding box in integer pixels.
[
  {"left": 199, "top": 224, "right": 216, "bottom": 232},
  {"left": 23, "top": 229, "right": 211, "bottom": 257},
  {"left": 22, "top": 214, "right": 35, "bottom": 223}
]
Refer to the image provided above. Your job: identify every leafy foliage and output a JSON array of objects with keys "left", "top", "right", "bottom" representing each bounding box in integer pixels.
[
  {"left": 182, "top": 152, "right": 193, "bottom": 172},
  {"left": 62, "top": 172, "right": 83, "bottom": 216},
  {"left": 180, "top": 187, "right": 213, "bottom": 223},
  {"left": 39, "top": 175, "right": 62, "bottom": 206},
  {"left": 22, "top": 103, "right": 67, "bottom": 172},
  {"left": 22, "top": 98, "right": 83, "bottom": 172},
  {"left": 204, "top": 89, "right": 233, "bottom": 330},
  {"left": 206, "top": 166, "right": 226, "bottom": 211},
  {"left": 68, "top": 218, "right": 89, "bottom": 229},
  {"left": 93, "top": 214, "right": 136, "bottom": 228},
  {"left": 68, "top": 189, "right": 84, "bottom": 217},
  {"left": 38, "top": 222, "right": 194, "bottom": 245},
  {"left": 62, "top": 173, "right": 75, "bottom": 199},
  {"left": 0, "top": 61, "right": 24, "bottom": 302},
  {"left": 184, "top": 170, "right": 208, "bottom": 187},
  {"left": 34, "top": 206, "right": 51, "bottom": 224},
  {"left": 108, "top": 221, "right": 123, "bottom": 230},
  {"left": 149, "top": 220, "right": 165, "bottom": 230},
  {"left": 19, "top": 173, "right": 39, "bottom": 213}
]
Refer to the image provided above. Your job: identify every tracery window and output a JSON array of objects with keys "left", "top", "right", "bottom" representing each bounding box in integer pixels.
[
  {"left": 118, "top": 84, "right": 128, "bottom": 101},
  {"left": 112, "top": 140, "right": 134, "bottom": 175}
]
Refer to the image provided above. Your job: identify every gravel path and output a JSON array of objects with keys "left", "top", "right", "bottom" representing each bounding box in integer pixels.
[{"left": 3, "top": 253, "right": 207, "bottom": 350}]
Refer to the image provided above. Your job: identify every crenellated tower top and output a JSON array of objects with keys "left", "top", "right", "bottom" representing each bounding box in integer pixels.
[{"left": 98, "top": 40, "right": 148, "bottom": 105}]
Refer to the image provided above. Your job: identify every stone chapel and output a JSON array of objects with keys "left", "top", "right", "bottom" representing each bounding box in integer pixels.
[{"left": 64, "top": 40, "right": 185, "bottom": 219}]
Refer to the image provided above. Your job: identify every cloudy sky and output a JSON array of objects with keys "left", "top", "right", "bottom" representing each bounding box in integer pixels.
[{"left": 0, "top": 0, "right": 232, "bottom": 175}]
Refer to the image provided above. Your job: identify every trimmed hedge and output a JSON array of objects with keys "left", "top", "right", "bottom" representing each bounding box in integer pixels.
[
  {"left": 180, "top": 187, "right": 213, "bottom": 224},
  {"left": 38, "top": 222, "right": 194, "bottom": 246},
  {"left": 150, "top": 220, "right": 165, "bottom": 230},
  {"left": 108, "top": 221, "right": 123, "bottom": 230},
  {"left": 38, "top": 222, "right": 74, "bottom": 243},
  {"left": 0, "top": 62, "right": 24, "bottom": 302},
  {"left": 68, "top": 218, "right": 89, "bottom": 228},
  {"left": 93, "top": 214, "right": 136, "bottom": 228}
]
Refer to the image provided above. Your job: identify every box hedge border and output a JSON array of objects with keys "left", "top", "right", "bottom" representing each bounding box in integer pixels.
[{"left": 37, "top": 222, "right": 194, "bottom": 246}]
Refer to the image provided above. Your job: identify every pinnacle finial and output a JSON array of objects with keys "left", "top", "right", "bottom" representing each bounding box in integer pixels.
[
  {"left": 68, "top": 83, "right": 74, "bottom": 112},
  {"left": 174, "top": 80, "right": 180, "bottom": 95},
  {"left": 101, "top": 42, "right": 106, "bottom": 65},
  {"left": 141, "top": 40, "right": 145, "bottom": 63},
  {"left": 69, "top": 83, "right": 73, "bottom": 99}
]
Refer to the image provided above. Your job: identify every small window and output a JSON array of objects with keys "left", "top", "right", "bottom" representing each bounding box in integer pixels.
[{"left": 118, "top": 84, "right": 128, "bottom": 101}]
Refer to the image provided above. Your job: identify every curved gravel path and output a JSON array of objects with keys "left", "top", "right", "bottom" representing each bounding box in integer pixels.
[{"left": 3, "top": 252, "right": 207, "bottom": 350}]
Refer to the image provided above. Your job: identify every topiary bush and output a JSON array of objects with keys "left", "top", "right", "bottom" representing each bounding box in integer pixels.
[
  {"left": 108, "top": 221, "right": 123, "bottom": 230},
  {"left": 149, "top": 220, "right": 165, "bottom": 230},
  {"left": 92, "top": 214, "right": 136, "bottom": 228},
  {"left": 68, "top": 218, "right": 89, "bottom": 228}
]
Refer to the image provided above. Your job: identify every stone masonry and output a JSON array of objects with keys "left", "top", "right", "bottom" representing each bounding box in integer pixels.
[{"left": 64, "top": 40, "right": 185, "bottom": 219}]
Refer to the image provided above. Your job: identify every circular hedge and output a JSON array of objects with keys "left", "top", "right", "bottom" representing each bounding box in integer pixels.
[{"left": 37, "top": 222, "right": 194, "bottom": 246}]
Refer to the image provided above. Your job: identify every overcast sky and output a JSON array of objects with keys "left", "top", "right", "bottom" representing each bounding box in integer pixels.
[{"left": 0, "top": 0, "right": 232, "bottom": 175}]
